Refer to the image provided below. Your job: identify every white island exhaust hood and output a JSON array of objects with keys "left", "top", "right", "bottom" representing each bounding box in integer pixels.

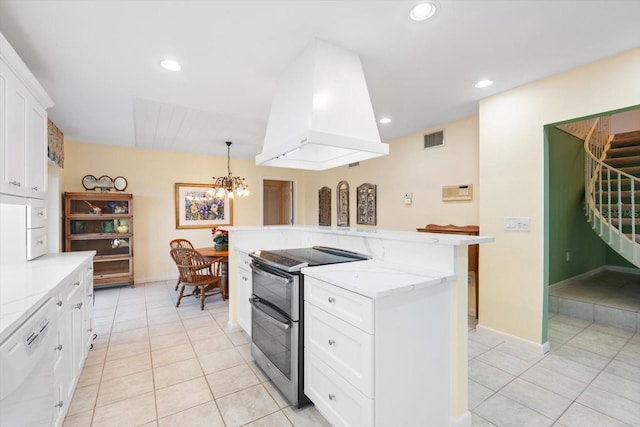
[{"left": 256, "top": 39, "right": 389, "bottom": 170}]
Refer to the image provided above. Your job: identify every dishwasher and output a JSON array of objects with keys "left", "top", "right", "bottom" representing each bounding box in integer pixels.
[{"left": 0, "top": 298, "right": 57, "bottom": 426}]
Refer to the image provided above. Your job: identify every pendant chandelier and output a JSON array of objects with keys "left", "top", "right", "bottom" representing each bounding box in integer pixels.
[{"left": 212, "top": 141, "right": 249, "bottom": 198}]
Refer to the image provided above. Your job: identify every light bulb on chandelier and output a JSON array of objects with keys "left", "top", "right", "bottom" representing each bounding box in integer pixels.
[{"left": 212, "top": 141, "right": 250, "bottom": 198}]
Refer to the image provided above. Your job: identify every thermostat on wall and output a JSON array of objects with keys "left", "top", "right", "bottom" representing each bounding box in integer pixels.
[{"left": 442, "top": 184, "right": 473, "bottom": 202}]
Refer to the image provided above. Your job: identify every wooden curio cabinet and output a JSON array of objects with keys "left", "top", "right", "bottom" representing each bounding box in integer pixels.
[{"left": 63, "top": 192, "right": 133, "bottom": 288}]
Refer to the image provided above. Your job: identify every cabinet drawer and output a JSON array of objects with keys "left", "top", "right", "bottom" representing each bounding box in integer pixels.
[
  {"left": 26, "top": 227, "right": 46, "bottom": 260},
  {"left": 237, "top": 251, "right": 252, "bottom": 269},
  {"left": 305, "top": 302, "right": 373, "bottom": 397},
  {"left": 304, "top": 276, "right": 373, "bottom": 333},
  {"left": 305, "top": 351, "right": 373, "bottom": 427},
  {"left": 27, "top": 198, "right": 46, "bottom": 228}
]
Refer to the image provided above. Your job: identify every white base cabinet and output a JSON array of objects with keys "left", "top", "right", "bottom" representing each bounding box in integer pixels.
[
  {"left": 52, "top": 258, "right": 94, "bottom": 427},
  {"left": 304, "top": 275, "right": 452, "bottom": 427}
]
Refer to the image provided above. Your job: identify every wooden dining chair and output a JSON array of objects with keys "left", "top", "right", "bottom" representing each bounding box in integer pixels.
[
  {"left": 170, "top": 247, "right": 226, "bottom": 310},
  {"left": 169, "top": 239, "right": 195, "bottom": 290}
]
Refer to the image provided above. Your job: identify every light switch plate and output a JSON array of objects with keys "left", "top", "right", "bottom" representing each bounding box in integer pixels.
[{"left": 504, "top": 217, "right": 531, "bottom": 232}]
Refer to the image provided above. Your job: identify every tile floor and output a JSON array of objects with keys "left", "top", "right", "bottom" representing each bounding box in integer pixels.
[
  {"left": 549, "top": 270, "right": 640, "bottom": 331},
  {"left": 63, "top": 280, "right": 640, "bottom": 427}
]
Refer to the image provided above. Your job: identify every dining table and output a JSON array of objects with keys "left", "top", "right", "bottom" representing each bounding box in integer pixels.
[{"left": 196, "top": 247, "right": 229, "bottom": 299}]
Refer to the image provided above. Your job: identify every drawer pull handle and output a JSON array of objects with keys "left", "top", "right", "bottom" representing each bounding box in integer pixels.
[
  {"left": 9, "top": 181, "right": 21, "bottom": 187},
  {"left": 327, "top": 297, "right": 335, "bottom": 303},
  {"left": 88, "top": 266, "right": 93, "bottom": 271},
  {"left": 56, "top": 300, "right": 63, "bottom": 307},
  {"left": 328, "top": 393, "right": 335, "bottom": 401},
  {"left": 54, "top": 344, "right": 63, "bottom": 351},
  {"left": 54, "top": 400, "right": 64, "bottom": 408},
  {"left": 32, "top": 186, "right": 38, "bottom": 191},
  {"left": 328, "top": 339, "right": 336, "bottom": 346},
  {"left": 36, "top": 239, "right": 44, "bottom": 245},
  {"left": 37, "top": 211, "right": 45, "bottom": 216},
  {"left": 74, "top": 281, "right": 81, "bottom": 286},
  {"left": 88, "top": 293, "right": 93, "bottom": 297},
  {"left": 74, "top": 302, "right": 83, "bottom": 309}
]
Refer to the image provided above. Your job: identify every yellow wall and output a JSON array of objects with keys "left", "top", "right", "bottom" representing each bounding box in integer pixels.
[
  {"left": 61, "top": 114, "right": 480, "bottom": 283},
  {"left": 478, "top": 47, "right": 640, "bottom": 343},
  {"left": 61, "top": 141, "right": 306, "bottom": 282},
  {"left": 302, "top": 115, "right": 480, "bottom": 229}
]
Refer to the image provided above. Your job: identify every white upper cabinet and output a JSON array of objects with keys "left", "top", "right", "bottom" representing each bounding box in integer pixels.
[{"left": 0, "top": 32, "right": 54, "bottom": 199}]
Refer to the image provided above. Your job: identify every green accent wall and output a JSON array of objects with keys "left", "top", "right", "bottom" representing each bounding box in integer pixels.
[{"left": 547, "top": 127, "right": 634, "bottom": 284}]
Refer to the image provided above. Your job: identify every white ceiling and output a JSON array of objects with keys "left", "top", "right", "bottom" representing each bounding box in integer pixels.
[{"left": 1, "top": 0, "right": 639, "bottom": 160}]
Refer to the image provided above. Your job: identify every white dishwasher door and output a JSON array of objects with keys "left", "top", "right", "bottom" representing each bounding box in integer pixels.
[{"left": 0, "top": 298, "right": 56, "bottom": 427}]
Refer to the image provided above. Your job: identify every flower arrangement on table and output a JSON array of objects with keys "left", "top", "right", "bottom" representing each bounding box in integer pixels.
[{"left": 211, "top": 227, "right": 229, "bottom": 250}]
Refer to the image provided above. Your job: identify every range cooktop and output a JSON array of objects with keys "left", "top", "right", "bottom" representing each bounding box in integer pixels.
[{"left": 249, "top": 246, "right": 370, "bottom": 272}]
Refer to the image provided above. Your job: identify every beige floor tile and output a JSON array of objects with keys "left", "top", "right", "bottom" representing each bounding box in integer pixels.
[
  {"left": 151, "top": 342, "right": 196, "bottom": 368},
  {"left": 76, "top": 363, "right": 103, "bottom": 388},
  {"left": 237, "top": 343, "right": 254, "bottom": 362},
  {"left": 155, "top": 376, "right": 213, "bottom": 419},
  {"left": 149, "top": 330, "right": 190, "bottom": 352},
  {"left": 106, "top": 339, "right": 151, "bottom": 362},
  {"left": 282, "top": 405, "right": 332, "bottom": 427},
  {"left": 227, "top": 330, "right": 251, "bottom": 347},
  {"left": 66, "top": 382, "right": 99, "bottom": 416},
  {"left": 246, "top": 411, "right": 293, "bottom": 427},
  {"left": 92, "top": 390, "right": 156, "bottom": 427},
  {"left": 206, "top": 363, "right": 259, "bottom": 398},
  {"left": 217, "top": 384, "right": 279, "bottom": 427},
  {"left": 192, "top": 333, "right": 234, "bottom": 356},
  {"left": 262, "top": 380, "right": 290, "bottom": 409},
  {"left": 157, "top": 401, "right": 225, "bottom": 427},
  {"left": 102, "top": 352, "right": 152, "bottom": 381},
  {"left": 84, "top": 347, "right": 107, "bottom": 367},
  {"left": 187, "top": 323, "right": 225, "bottom": 341},
  {"left": 62, "top": 409, "right": 93, "bottom": 427},
  {"left": 182, "top": 314, "right": 217, "bottom": 330},
  {"left": 153, "top": 357, "right": 203, "bottom": 389},
  {"left": 108, "top": 326, "right": 149, "bottom": 346},
  {"left": 198, "top": 347, "right": 246, "bottom": 374},
  {"left": 148, "top": 321, "right": 185, "bottom": 337},
  {"left": 248, "top": 360, "right": 270, "bottom": 382},
  {"left": 112, "top": 316, "right": 148, "bottom": 333},
  {"left": 96, "top": 369, "right": 154, "bottom": 407}
]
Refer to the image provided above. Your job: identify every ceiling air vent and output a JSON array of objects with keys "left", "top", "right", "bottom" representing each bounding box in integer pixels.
[
  {"left": 424, "top": 130, "right": 444, "bottom": 150},
  {"left": 348, "top": 162, "right": 360, "bottom": 168}
]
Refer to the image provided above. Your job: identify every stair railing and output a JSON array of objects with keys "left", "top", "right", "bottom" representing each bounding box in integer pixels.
[{"left": 584, "top": 117, "right": 639, "bottom": 266}]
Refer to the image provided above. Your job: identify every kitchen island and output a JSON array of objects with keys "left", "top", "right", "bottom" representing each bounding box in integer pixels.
[{"left": 226, "top": 226, "right": 493, "bottom": 427}]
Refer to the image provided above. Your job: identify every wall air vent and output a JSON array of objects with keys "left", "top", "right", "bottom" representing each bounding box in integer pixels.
[
  {"left": 424, "top": 130, "right": 444, "bottom": 150},
  {"left": 348, "top": 162, "right": 360, "bottom": 168}
]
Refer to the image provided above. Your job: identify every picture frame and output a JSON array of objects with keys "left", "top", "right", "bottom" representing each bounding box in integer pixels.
[{"left": 175, "top": 183, "right": 233, "bottom": 229}]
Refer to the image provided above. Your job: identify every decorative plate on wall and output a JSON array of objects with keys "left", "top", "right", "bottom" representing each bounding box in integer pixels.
[
  {"left": 113, "top": 176, "right": 128, "bottom": 191},
  {"left": 82, "top": 175, "right": 97, "bottom": 190}
]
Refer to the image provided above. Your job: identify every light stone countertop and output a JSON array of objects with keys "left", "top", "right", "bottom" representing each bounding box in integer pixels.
[
  {"left": 302, "top": 259, "right": 454, "bottom": 299},
  {"left": 0, "top": 251, "right": 95, "bottom": 343},
  {"left": 227, "top": 225, "right": 493, "bottom": 246}
]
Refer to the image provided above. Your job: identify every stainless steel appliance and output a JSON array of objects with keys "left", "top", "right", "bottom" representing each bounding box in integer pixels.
[{"left": 249, "top": 246, "right": 369, "bottom": 407}]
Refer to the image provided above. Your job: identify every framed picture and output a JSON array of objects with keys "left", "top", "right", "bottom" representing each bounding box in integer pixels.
[{"left": 175, "top": 183, "right": 233, "bottom": 229}]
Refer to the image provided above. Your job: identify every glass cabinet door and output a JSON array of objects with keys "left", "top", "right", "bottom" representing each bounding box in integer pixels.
[
  {"left": 68, "top": 237, "right": 131, "bottom": 257},
  {"left": 68, "top": 198, "right": 130, "bottom": 215},
  {"left": 69, "top": 218, "right": 130, "bottom": 235}
]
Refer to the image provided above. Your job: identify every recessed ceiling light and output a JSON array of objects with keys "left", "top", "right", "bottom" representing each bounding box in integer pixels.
[
  {"left": 475, "top": 79, "right": 493, "bottom": 88},
  {"left": 160, "top": 59, "right": 181, "bottom": 71},
  {"left": 410, "top": 3, "right": 437, "bottom": 21},
  {"left": 379, "top": 117, "right": 392, "bottom": 124}
]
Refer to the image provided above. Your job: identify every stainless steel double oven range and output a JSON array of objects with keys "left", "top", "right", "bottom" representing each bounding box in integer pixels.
[{"left": 248, "top": 246, "right": 369, "bottom": 407}]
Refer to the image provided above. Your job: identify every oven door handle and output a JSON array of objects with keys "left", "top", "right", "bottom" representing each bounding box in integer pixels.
[
  {"left": 250, "top": 264, "right": 294, "bottom": 284},
  {"left": 249, "top": 297, "right": 292, "bottom": 330}
]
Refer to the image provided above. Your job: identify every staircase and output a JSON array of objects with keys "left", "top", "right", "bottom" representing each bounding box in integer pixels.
[{"left": 584, "top": 121, "right": 640, "bottom": 267}]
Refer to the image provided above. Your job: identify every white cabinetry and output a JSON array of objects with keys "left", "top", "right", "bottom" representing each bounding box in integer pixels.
[
  {"left": 0, "top": 32, "right": 53, "bottom": 199},
  {"left": 237, "top": 250, "right": 252, "bottom": 335},
  {"left": 52, "top": 259, "right": 94, "bottom": 427},
  {"left": 304, "top": 275, "right": 452, "bottom": 427}
]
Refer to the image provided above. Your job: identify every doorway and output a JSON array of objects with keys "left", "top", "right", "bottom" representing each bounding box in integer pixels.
[{"left": 263, "top": 179, "right": 293, "bottom": 225}]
